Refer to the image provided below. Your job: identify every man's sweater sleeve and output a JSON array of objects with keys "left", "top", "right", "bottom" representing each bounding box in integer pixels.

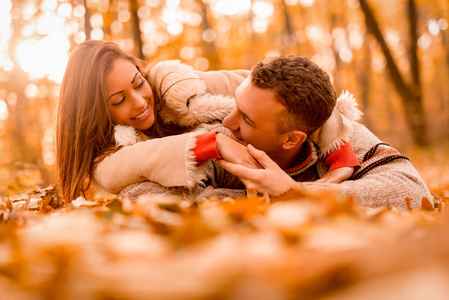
[{"left": 303, "top": 124, "right": 433, "bottom": 211}]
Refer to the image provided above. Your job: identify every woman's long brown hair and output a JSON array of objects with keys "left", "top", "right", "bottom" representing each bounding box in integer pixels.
[{"left": 56, "top": 40, "right": 148, "bottom": 203}]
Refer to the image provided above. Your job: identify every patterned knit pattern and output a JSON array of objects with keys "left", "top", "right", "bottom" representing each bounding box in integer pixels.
[{"left": 121, "top": 122, "right": 433, "bottom": 211}]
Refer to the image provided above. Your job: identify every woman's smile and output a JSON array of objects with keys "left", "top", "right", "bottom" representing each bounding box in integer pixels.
[{"left": 131, "top": 106, "right": 150, "bottom": 120}]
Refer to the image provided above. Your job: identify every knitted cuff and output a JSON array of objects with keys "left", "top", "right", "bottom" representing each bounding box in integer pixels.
[
  {"left": 194, "top": 131, "right": 222, "bottom": 165},
  {"left": 325, "top": 141, "right": 361, "bottom": 171}
]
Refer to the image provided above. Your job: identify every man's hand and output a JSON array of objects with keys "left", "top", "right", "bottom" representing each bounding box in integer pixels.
[
  {"left": 216, "top": 144, "right": 303, "bottom": 197},
  {"left": 215, "top": 133, "right": 261, "bottom": 169}
]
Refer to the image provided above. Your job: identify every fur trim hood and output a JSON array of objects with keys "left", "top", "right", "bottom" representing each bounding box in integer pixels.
[
  {"left": 310, "top": 90, "right": 363, "bottom": 157},
  {"left": 148, "top": 60, "right": 235, "bottom": 128}
]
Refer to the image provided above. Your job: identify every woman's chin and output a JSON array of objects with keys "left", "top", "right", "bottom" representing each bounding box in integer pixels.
[{"left": 133, "top": 114, "right": 155, "bottom": 131}]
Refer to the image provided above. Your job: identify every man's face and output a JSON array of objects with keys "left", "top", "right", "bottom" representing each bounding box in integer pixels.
[{"left": 222, "top": 78, "right": 287, "bottom": 160}]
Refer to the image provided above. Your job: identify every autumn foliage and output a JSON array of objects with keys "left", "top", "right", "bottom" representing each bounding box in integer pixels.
[{"left": 0, "top": 160, "right": 448, "bottom": 300}]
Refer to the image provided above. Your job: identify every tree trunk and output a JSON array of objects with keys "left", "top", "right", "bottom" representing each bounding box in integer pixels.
[
  {"left": 359, "top": 34, "right": 372, "bottom": 129},
  {"left": 358, "top": 0, "right": 428, "bottom": 146},
  {"left": 329, "top": 11, "right": 344, "bottom": 93},
  {"left": 197, "top": 0, "right": 220, "bottom": 70},
  {"left": 406, "top": 0, "right": 427, "bottom": 146},
  {"left": 281, "top": 0, "right": 296, "bottom": 52},
  {"left": 83, "top": 0, "right": 92, "bottom": 39},
  {"left": 130, "top": 0, "right": 144, "bottom": 59}
]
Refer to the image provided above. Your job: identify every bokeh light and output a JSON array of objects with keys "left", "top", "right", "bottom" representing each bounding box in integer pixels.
[
  {"left": 167, "top": 22, "right": 183, "bottom": 36},
  {"left": 90, "top": 13, "right": 104, "bottom": 28},
  {"left": 439, "top": 19, "right": 448, "bottom": 30},
  {"left": 194, "top": 57, "right": 209, "bottom": 71},
  {"left": 252, "top": 1, "right": 274, "bottom": 18},
  {"left": 427, "top": 19, "right": 440, "bottom": 35},
  {"left": 300, "top": 0, "right": 315, "bottom": 7},
  {"left": 0, "top": 0, "right": 12, "bottom": 72},
  {"left": 213, "top": 0, "right": 251, "bottom": 16},
  {"left": 305, "top": 25, "right": 324, "bottom": 42},
  {"left": 91, "top": 28, "right": 104, "bottom": 40},
  {"left": 202, "top": 29, "right": 216, "bottom": 42},
  {"left": 0, "top": 100, "right": 8, "bottom": 121},
  {"left": 37, "top": 12, "right": 64, "bottom": 35},
  {"left": 418, "top": 33, "right": 432, "bottom": 49},
  {"left": 180, "top": 46, "right": 196, "bottom": 60},
  {"left": 16, "top": 35, "right": 70, "bottom": 83},
  {"left": 57, "top": 3, "right": 72, "bottom": 18},
  {"left": 73, "top": 5, "right": 85, "bottom": 18},
  {"left": 118, "top": 10, "right": 131, "bottom": 23},
  {"left": 24, "top": 84, "right": 38, "bottom": 99}
]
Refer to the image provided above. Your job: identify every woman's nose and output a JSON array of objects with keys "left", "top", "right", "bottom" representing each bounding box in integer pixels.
[
  {"left": 131, "top": 93, "right": 147, "bottom": 109},
  {"left": 222, "top": 109, "right": 239, "bottom": 131}
]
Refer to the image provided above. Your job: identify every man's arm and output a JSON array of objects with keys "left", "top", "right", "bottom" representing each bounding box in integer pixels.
[{"left": 218, "top": 143, "right": 433, "bottom": 211}]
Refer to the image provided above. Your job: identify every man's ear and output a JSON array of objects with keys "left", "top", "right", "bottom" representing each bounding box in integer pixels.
[{"left": 281, "top": 131, "right": 308, "bottom": 150}]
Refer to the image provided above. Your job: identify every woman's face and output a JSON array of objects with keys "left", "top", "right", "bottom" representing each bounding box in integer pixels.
[{"left": 106, "top": 58, "right": 155, "bottom": 131}]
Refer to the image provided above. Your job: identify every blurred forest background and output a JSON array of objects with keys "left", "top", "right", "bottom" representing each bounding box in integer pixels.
[{"left": 0, "top": 0, "right": 448, "bottom": 197}]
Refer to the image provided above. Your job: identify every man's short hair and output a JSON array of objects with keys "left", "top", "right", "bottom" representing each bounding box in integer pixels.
[{"left": 250, "top": 55, "right": 336, "bottom": 135}]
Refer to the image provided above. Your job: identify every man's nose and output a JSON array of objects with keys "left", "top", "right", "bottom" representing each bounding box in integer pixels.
[{"left": 222, "top": 109, "right": 239, "bottom": 131}]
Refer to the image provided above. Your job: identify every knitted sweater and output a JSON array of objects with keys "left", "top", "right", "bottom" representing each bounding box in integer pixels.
[
  {"left": 120, "top": 121, "right": 433, "bottom": 211},
  {"left": 95, "top": 61, "right": 355, "bottom": 194}
]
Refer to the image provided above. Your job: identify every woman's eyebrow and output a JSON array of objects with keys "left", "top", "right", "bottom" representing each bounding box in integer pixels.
[
  {"left": 108, "top": 72, "right": 140, "bottom": 100},
  {"left": 131, "top": 72, "right": 139, "bottom": 84},
  {"left": 108, "top": 90, "right": 123, "bottom": 101}
]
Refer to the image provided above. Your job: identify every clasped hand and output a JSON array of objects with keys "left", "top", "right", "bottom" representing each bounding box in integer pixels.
[{"left": 215, "top": 134, "right": 302, "bottom": 197}]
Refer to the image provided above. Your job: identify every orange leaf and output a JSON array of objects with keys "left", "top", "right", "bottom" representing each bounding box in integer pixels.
[
  {"left": 420, "top": 197, "right": 435, "bottom": 211},
  {"left": 220, "top": 196, "right": 268, "bottom": 222}
]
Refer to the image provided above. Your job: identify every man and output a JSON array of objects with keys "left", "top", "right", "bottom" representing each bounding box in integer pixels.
[
  {"left": 216, "top": 55, "right": 432, "bottom": 210},
  {"left": 122, "top": 56, "right": 433, "bottom": 211}
]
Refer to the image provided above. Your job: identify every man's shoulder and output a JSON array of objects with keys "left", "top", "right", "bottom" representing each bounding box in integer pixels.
[
  {"left": 348, "top": 122, "right": 416, "bottom": 180},
  {"left": 348, "top": 122, "right": 383, "bottom": 157}
]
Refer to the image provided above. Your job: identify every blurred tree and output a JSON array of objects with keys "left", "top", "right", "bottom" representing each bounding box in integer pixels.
[
  {"left": 281, "top": 0, "right": 296, "bottom": 54},
  {"left": 357, "top": 36, "right": 372, "bottom": 129},
  {"left": 359, "top": 0, "right": 428, "bottom": 146},
  {"left": 0, "top": 0, "right": 51, "bottom": 194},
  {"left": 130, "top": 0, "right": 143, "bottom": 59},
  {"left": 84, "top": 0, "right": 92, "bottom": 39},
  {"left": 102, "top": 1, "right": 112, "bottom": 37},
  {"left": 329, "top": 0, "right": 345, "bottom": 93},
  {"left": 197, "top": 0, "right": 220, "bottom": 70}
]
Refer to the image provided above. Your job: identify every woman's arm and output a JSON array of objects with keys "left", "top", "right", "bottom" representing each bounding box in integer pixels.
[
  {"left": 94, "top": 132, "right": 205, "bottom": 194},
  {"left": 94, "top": 129, "right": 259, "bottom": 194},
  {"left": 96, "top": 65, "right": 251, "bottom": 194},
  {"left": 196, "top": 69, "right": 250, "bottom": 96}
]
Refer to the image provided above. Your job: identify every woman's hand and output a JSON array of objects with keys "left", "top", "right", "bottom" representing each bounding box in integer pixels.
[
  {"left": 216, "top": 144, "right": 303, "bottom": 197},
  {"left": 315, "top": 167, "right": 354, "bottom": 183},
  {"left": 215, "top": 133, "right": 261, "bottom": 169}
]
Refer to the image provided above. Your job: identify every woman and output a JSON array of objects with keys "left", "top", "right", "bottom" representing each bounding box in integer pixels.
[{"left": 56, "top": 40, "right": 250, "bottom": 203}]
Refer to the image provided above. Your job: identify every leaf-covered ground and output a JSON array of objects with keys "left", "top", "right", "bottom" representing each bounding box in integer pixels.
[{"left": 1, "top": 147, "right": 448, "bottom": 300}]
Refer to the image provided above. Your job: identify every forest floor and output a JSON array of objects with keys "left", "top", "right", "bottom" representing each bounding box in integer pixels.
[{"left": 0, "top": 146, "right": 448, "bottom": 299}]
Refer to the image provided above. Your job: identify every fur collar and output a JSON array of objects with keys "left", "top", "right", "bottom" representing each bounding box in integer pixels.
[
  {"left": 310, "top": 91, "right": 363, "bottom": 157},
  {"left": 148, "top": 60, "right": 235, "bottom": 128}
]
